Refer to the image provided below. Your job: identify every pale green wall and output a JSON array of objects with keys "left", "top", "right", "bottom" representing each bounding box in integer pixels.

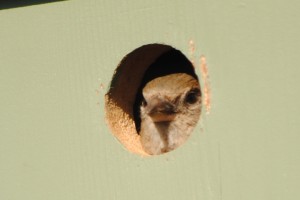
[{"left": 0, "top": 1, "right": 299, "bottom": 200}]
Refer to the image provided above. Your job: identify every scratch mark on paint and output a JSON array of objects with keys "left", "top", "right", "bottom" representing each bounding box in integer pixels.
[
  {"left": 189, "top": 39, "right": 196, "bottom": 67},
  {"left": 99, "top": 83, "right": 105, "bottom": 90},
  {"left": 96, "top": 83, "right": 105, "bottom": 106},
  {"left": 200, "top": 55, "right": 211, "bottom": 114},
  {"left": 96, "top": 83, "right": 105, "bottom": 95},
  {"left": 187, "top": 39, "right": 212, "bottom": 114}
]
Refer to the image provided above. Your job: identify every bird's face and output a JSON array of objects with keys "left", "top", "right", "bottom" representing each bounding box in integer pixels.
[{"left": 139, "top": 73, "right": 201, "bottom": 155}]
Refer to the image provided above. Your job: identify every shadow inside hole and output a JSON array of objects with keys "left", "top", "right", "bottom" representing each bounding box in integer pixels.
[
  {"left": 107, "top": 44, "right": 173, "bottom": 124},
  {"left": 0, "top": 0, "right": 67, "bottom": 10}
]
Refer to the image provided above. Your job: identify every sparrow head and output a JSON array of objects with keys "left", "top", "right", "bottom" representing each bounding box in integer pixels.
[
  {"left": 141, "top": 73, "right": 201, "bottom": 122},
  {"left": 139, "top": 73, "right": 201, "bottom": 155}
]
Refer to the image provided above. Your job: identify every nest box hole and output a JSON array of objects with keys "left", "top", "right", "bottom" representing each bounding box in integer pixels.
[{"left": 105, "top": 44, "right": 201, "bottom": 156}]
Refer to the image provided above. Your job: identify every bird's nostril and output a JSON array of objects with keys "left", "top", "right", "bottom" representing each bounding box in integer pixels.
[
  {"left": 148, "top": 101, "right": 177, "bottom": 123},
  {"left": 162, "top": 103, "right": 175, "bottom": 114},
  {"left": 149, "top": 101, "right": 175, "bottom": 115}
]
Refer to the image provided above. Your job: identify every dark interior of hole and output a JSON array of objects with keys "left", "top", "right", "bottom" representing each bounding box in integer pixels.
[{"left": 133, "top": 48, "right": 198, "bottom": 133}]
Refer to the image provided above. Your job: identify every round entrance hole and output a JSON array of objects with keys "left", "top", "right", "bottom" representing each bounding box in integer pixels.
[{"left": 105, "top": 44, "right": 201, "bottom": 156}]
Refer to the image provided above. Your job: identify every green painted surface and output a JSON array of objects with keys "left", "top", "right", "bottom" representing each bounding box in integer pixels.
[{"left": 0, "top": 1, "right": 299, "bottom": 199}]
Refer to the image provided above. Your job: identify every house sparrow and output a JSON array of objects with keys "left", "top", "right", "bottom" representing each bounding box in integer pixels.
[{"left": 139, "top": 73, "right": 201, "bottom": 155}]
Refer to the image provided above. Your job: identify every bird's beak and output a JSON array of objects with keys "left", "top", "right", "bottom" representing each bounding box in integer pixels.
[{"left": 147, "top": 100, "right": 177, "bottom": 122}]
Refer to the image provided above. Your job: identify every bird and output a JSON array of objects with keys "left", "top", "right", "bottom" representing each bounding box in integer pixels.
[{"left": 138, "top": 73, "right": 201, "bottom": 155}]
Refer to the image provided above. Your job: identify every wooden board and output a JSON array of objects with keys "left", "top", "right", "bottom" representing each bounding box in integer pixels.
[{"left": 0, "top": 1, "right": 299, "bottom": 199}]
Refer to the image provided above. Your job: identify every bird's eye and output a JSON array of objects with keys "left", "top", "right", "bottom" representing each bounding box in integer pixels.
[{"left": 185, "top": 89, "right": 200, "bottom": 104}]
